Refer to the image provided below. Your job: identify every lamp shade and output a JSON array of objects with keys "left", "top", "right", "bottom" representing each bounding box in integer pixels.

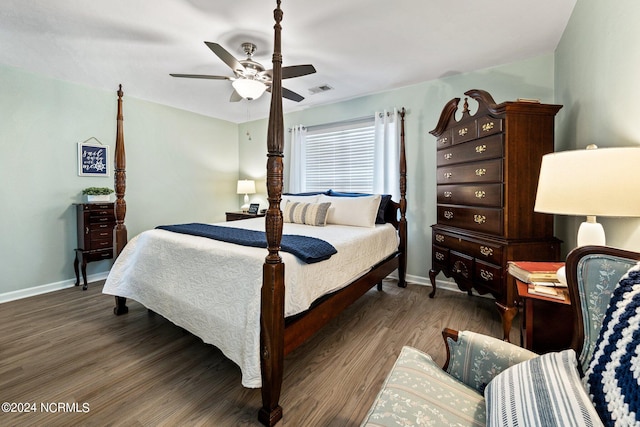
[
  {"left": 232, "top": 79, "right": 267, "bottom": 100},
  {"left": 236, "top": 179, "right": 256, "bottom": 195},
  {"left": 534, "top": 147, "right": 640, "bottom": 217}
]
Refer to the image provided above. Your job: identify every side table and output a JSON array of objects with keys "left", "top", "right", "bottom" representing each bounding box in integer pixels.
[
  {"left": 225, "top": 211, "right": 266, "bottom": 222},
  {"left": 515, "top": 279, "right": 573, "bottom": 353}
]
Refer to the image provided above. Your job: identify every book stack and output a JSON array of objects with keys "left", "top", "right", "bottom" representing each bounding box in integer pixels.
[{"left": 508, "top": 261, "right": 567, "bottom": 301}]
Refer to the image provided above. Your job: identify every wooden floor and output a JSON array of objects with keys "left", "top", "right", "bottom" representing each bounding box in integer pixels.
[{"left": 0, "top": 279, "right": 519, "bottom": 427}]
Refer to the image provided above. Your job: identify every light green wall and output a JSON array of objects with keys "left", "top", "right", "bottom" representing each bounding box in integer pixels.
[
  {"left": 0, "top": 65, "right": 239, "bottom": 296},
  {"left": 239, "top": 54, "right": 556, "bottom": 281},
  {"left": 554, "top": 0, "right": 640, "bottom": 252}
]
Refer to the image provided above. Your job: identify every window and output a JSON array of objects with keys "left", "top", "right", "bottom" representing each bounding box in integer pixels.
[{"left": 303, "top": 120, "right": 375, "bottom": 193}]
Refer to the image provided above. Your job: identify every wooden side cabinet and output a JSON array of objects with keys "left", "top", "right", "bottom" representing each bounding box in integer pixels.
[
  {"left": 226, "top": 211, "right": 265, "bottom": 222},
  {"left": 428, "top": 89, "right": 562, "bottom": 337},
  {"left": 74, "top": 202, "right": 115, "bottom": 290},
  {"left": 516, "top": 279, "right": 573, "bottom": 353}
]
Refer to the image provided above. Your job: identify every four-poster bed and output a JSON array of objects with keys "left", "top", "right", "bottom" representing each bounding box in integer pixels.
[{"left": 107, "top": 2, "right": 407, "bottom": 425}]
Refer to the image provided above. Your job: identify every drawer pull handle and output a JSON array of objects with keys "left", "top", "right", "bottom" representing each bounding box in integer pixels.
[
  {"left": 444, "top": 153, "right": 453, "bottom": 160},
  {"left": 475, "top": 190, "right": 486, "bottom": 199},
  {"left": 475, "top": 144, "right": 487, "bottom": 153},
  {"left": 85, "top": 227, "right": 89, "bottom": 235},
  {"left": 458, "top": 127, "right": 468, "bottom": 136},
  {"left": 480, "top": 270, "right": 494, "bottom": 281},
  {"left": 435, "top": 234, "right": 445, "bottom": 243},
  {"left": 444, "top": 172, "right": 453, "bottom": 179},
  {"left": 474, "top": 214, "right": 486, "bottom": 224},
  {"left": 438, "top": 137, "right": 449, "bottom": 145},
  {"left": 435, "top": 252, "right": 445, "bottom": 261},
  {"left": 475, "top": 168, "right": 487, "bottom": 176},
  {"left": 444, "top": 191, "right": 452, "bottom": 198},
  {"left": 482, "top": 122, "right": 495, "bottom": 132},
  {"left": 480, "top": 246, "right": 494, "bottom": 256},
  {"left": 444, "top": 211, "right": 454, "bottom": 220}
]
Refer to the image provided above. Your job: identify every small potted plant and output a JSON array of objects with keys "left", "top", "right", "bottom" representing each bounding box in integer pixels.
[{"left": 82, "top": 187, "right": 114, "bottom": 202}]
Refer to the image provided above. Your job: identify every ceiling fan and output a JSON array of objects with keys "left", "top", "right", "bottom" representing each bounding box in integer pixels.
[{"left": 170, "top": 42, "right": 316, "bottom": 102}]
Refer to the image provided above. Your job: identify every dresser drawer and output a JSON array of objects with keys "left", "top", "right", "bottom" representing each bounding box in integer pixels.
[
  {"left": 437, "top": 134, "right": 503, "bottom": 166},
  {"left": 452, "top": 120, "right": 477, "bottom": 144},
  {"left": 84, "top": 248, "right": 113, "bottom": 262},
  {"left": 474, "top": 259, "right": 503, "bottom": 295},
  {"left": 450, "top": 251, "right": 474, "bottom": 282},
  {"left": 477, "top": 116, "right": 503, "bottom": 137},
  {"left": 437, "top": 159, "right": 502, "bottom": 184},
  {"left": 432, "top": 244, "right": 449, "bottom": 267},
  {"left": 90, "top": 228, "right": 113, "bottom": 241},
  {"left": 89, "top": 238, "right": 112, "bottom": 250},
  {"left": 437, "top": 183, "right": 502, "bottom": 207},
  {"left": 436, "top": 129, "right": 452, "bottom": 149},
  {"left": 437, "top": 205, "right": 503, "bottom": 235},
  {"left": 432, "top": 229, "right": 503, "bottom": 265}
]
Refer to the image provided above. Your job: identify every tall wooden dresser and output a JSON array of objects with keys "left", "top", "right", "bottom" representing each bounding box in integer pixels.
[
  {"left": 428, "top": 89, "right": 562, "bottom": 338},
  {"left": 74, "top": 202, "right": 115, "bottom": 290}
]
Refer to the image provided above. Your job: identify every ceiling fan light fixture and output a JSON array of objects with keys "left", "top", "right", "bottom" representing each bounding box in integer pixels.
[{"left": 232, "top": 78, "right": 267, "bottom": 100}]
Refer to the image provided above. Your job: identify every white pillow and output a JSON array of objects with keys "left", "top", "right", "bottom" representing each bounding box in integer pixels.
[
  {"left": 318, "top": 194, "right": 381, "bottom": 228},
  {"left": 280, "top": 194, "right": 320, "bottom": 209}
]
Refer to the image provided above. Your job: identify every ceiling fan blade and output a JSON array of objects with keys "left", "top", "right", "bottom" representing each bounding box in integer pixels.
[
  {"left": 204, "top": 42, "right": 245, "bottom": 74},
  {"left": 282, "top": 64, "right": 316, "bottom": 79},
  {"left": 282, "top": 87, "right": 305, "bottom": 102},
  {"left": 262, "top": 64, "right": 317, "bottom": 80},
  {"left": 229, "top": 90, "right": 243, "bottom": 102},
  {"left": 265, "top": 86, "right": 305, "bottom": 102},
  {"left": 170, "top": 73, "right": 231, "bottom": 80}
]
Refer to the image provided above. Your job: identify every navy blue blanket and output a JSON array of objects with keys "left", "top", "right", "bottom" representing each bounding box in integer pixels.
[{"left": 156, "top": 223, "right": 337, "bottom": 264}]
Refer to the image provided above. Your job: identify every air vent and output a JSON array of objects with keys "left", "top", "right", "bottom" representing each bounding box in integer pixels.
[{"left": 308, "top": 84, "right": 334, "bottom": 94}]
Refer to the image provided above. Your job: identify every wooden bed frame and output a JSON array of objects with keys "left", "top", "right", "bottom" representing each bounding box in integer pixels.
[{"left": 110, "top": 2, "right": 407, "bottom": 425}]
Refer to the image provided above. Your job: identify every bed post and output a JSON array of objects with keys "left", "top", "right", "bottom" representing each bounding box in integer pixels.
[
  {"left": 259, "top": 1, "right": 285, "bottom": 425},
  {"left": 114, "top": 84, "right": 129, "bottom": 315},
  {"left": 397, "top": 108, "right": 408, "bottom": 287}
]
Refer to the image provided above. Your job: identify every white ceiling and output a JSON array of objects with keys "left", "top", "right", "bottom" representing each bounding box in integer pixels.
[{"left": 0, "top": 0, "right": 576, "bottom": 123}]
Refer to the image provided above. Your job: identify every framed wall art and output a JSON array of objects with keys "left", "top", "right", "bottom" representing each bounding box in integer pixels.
[{"left": 78, "top": 139, "right": 109, "bottom": 177}]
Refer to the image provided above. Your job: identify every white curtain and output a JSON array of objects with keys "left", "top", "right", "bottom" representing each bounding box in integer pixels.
[
  {"left": 373, "top": 108, "right": 400, "bottom": 200},
  {"left": 288, "top": 125, "right": 307, "bottom": 193}
]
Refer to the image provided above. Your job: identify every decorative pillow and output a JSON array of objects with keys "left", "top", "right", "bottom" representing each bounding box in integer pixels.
[
  {"left": 283, "top": 201, "right": 331, "bottom": 226},
  {"left": 485, "top": 349, "right": 604, "bottom": 427},
  {"left": 280, "top": 194, "right": 320, "bottom": 209},
  {"left": 583, "top": 261, "right": 640, "bottom": 427},
  {"left": 318, "top": 194, "right": 381, "bottom": 228},
  {"left": 325, "top": 190, "right": 392, "bottom": 224}
]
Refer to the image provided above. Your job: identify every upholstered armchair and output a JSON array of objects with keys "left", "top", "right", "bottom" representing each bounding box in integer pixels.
[{"left": 361, "top": 246, "right": 640, "bottom": 426}]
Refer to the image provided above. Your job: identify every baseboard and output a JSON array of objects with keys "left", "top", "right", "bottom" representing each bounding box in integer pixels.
[{"left": 0, "top": 272, "right": 110, "bottom": 304}]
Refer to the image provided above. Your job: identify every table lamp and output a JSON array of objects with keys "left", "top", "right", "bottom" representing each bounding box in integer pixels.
[
  {"left": 237, "top": 179, "right": 256, "bottom": 212},
  {"left": 534, "top": 145, "right": 640, "bottom": 283}
]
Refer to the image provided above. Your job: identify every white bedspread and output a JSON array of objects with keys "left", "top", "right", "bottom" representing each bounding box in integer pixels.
[{"left": 102, "top": 218, "right": 398, "bottom": 387}]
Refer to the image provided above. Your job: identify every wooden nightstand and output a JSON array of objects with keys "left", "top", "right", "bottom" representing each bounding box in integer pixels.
[
  {"left": 515, "top": 279, "right": 573, "bottom": 353},
  {"left": 225, "top": 211, "right": 266, "bottom": 222},
  {"left": 74, "top": 202, "right": 115, "bottom": 290}
]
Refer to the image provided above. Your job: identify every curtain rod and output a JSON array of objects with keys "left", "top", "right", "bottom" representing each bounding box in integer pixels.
[{"left": 289, "top": 114, "right": 374, "bottom": 132}]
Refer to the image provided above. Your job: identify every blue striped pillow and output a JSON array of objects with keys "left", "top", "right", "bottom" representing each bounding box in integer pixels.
[
  {"left": 485, "top": 349, "right": 603, "bottom": 426},
  {"left": 583, "top": 262, "right": 640, "bottom": 427}
]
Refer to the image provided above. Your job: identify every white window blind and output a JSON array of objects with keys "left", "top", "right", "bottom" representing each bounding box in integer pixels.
[{"left": 304, "top": 121, "right": 375, "bottom": 193}]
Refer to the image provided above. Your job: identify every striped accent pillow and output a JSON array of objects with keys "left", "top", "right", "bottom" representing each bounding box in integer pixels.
[
  {"left": 583, "top": 262, "right": 640, "bottom": 427},
  {"left": 485, "top": 349, "right": 603, "bottom": 427},
  {"left": 283, "top": 201, "right": 331, "bottom": 226}
]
